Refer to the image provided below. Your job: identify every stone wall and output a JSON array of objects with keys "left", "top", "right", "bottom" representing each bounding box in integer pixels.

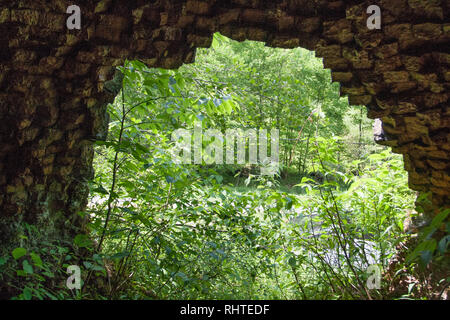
[{"left": 0, "top": 0, "right": 449, "bottom": 249}]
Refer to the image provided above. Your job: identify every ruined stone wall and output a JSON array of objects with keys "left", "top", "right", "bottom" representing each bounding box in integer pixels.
[{"left": 0, "top": 0, "right": 449, "bottom": 249}]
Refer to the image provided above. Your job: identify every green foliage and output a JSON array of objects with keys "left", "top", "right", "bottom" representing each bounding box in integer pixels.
[
  {"left": 184, "top": 33, "right": 352, "bottom": 175},
  {"left": 12, "top": 248, "right": 27, "bottom": 260},
  {"left": 5, "top": 33, "right": 436, "bottom": 300},
  {"left": 406, "top": 209, "right": 449, "bottom": 267},
  {"left": 0, "top": 225, "right": 89, "bottom": 300},
  {"left": 84, "top": 34, "right": 423, "bottom": 300},
  {"left": 289, "top": 141, "right": 415, "bottom": 299}
]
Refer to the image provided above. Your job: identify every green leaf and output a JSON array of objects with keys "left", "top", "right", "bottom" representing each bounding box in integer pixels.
[
  {"left": 431, "top": 209, "right": 449, "bottom": 229},
  {"left": 12, "top": 247, "right": 27, "bottom": 260},
  {"left": 407, "top": 239, "right": 436, "bottom": 264},
  {"left": 288, "top": 257, "right": 296, "bottom": 267},
  {"left": 420, "top": 250, "right": 433, "bottom": 266},
  {"left": 176, "top": 271, "right": 188, "bottom": 281},
  {"left": 74, "top": 234, "right": 93, "bottom": 248},
  {"left": 91, "top": 265, "right": 105, "bottom": 272},
  {"left": 23, "top": 260, "right": 34, "bottom": 274},
  {"left": 22, "top": 287, "right": 32, "bottom": 300},
  {"left": 438, "top": 235, "right": 450, "bottom": 254},
  {"left": 16, "top": 270, "right": 26, "bottom": 277},
  {"left": 222, "top": 100, "right": 233, "bottom": 114},
  {"left": 30, "top": 252, "right": 43, "bottom": 267},
  {"left": 285, "top": 197, "right": 293, "bottom": 210},
  {"left": 43, "top": 271, "right": 55, "bottom": 278},
  {"left": 92, "top": 183, "right": 109, "bottom": 195},
  {"left": 111, "top": 251, "right": 130, "bottom": 260},
  {"left": 0, "top": 257, "right": 8, "bottom": 266}
]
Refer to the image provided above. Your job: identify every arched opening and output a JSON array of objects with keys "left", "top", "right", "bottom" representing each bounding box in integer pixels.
[
  {"left": 79, "top": 33, "right": 423, "bottom": 299},
  {"left": 1, "top": 0, "right": 448, "bottom": 300}
]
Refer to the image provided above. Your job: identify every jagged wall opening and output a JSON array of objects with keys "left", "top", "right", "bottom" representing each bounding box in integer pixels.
[{"left": 0, "top": 0, "right": 449, "bottom": 253}]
